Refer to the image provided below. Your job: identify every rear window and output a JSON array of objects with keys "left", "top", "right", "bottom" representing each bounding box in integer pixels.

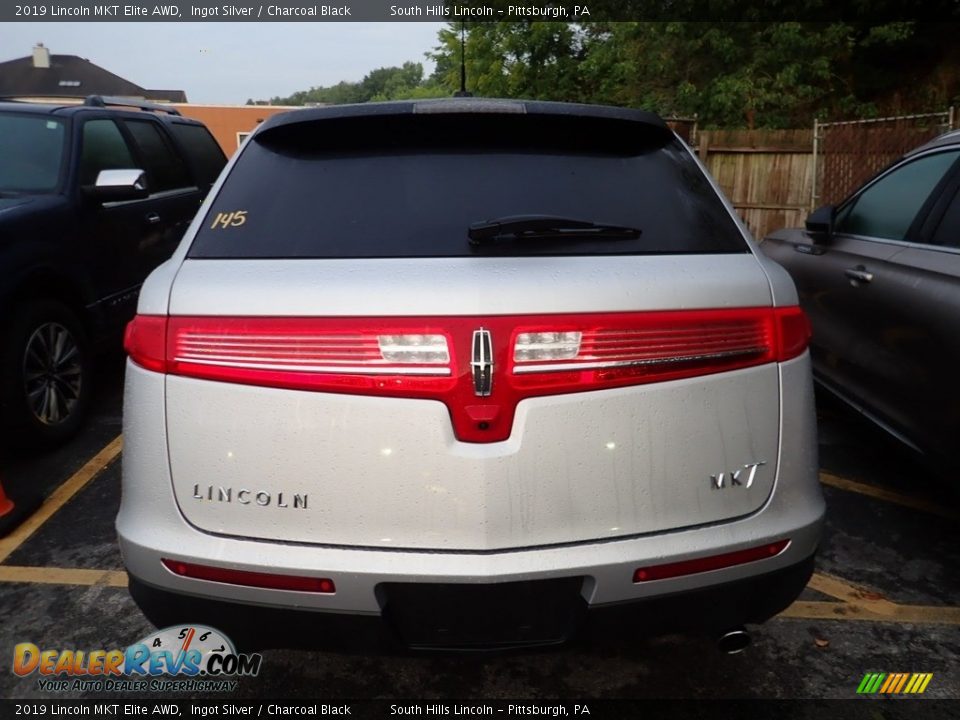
[{"left": 188, "top": 114, "right": 747, "bottom": 259}]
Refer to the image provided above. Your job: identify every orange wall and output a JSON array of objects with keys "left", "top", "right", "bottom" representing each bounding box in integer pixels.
[{"left": 171, "top": 104, "right": 301, "bottom": 155}]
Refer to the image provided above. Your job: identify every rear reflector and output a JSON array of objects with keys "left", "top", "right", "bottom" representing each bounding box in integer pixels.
[
  {"left": 125, "top": 307, "right": 809, "bottom": 443},
  {"left": 632, "top": 540, "right": 790, "bottom": 582},
  {"left": 162, "top": 559, "right": 335, "bottom": 593}
]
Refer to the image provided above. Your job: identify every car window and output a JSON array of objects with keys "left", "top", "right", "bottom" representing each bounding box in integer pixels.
[
  {"left": 79, "top": 119, "right": 136, "bottom": 186},
  {"left": 168, "top": 122, "right": 227, "bottom": 188},
  {"left": 188, "top": 114, "right": 748, "bottom": 259},
  {"left": 123, "top": 119, "right": 192, "bottom": 192},
  {"left": 835, "top": 150, "right": 960, "bottom": 241},
  {"left": 931, "top": 184, "right": 960, "bottom": 249},
  {"left": 0, "top": 113, "right": 66, "bottom": 193}
]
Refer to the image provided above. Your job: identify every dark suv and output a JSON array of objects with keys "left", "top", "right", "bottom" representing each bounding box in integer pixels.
[{"left": 0, "top": 96, "right": 226, "bottom": 446}]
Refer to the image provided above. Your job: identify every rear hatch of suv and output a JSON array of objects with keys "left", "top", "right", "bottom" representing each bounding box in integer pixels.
[{"left": 136, "top": 100, "right": 805, "bottom": 552}]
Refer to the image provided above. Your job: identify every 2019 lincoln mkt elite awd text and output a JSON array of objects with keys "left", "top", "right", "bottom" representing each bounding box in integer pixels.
[{"left": 117, "top": 99, "right": 824, "bottom": 650}]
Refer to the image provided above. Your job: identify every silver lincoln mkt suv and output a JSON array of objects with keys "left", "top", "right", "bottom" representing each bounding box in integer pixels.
[{"left": 117, "top": 99, "right": 824, "bottom": 651}]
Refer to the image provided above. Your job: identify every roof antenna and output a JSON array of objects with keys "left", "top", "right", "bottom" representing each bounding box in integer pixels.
[{"left": 453, "top": 21, "right": 472, "bottom": 97}]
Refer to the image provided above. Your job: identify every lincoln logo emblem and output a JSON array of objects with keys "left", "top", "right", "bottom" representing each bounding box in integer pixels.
[{"left": 471, "top": 328, "right": 493, "bottom": 396}]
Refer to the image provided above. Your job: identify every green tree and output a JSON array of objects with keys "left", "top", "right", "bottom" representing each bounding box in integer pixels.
[
  {"left": 429, "top": 20, "right": 959, "bottom": 127},
  {"left": 265, "top": 62, "right": 432, "bottom": 105},
  {"left": 430, "top": 22, "right": 586, "bottom": 100}
]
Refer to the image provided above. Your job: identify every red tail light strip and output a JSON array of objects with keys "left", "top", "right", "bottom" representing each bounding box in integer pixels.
[
  {"left": 632, "top": 539, "right": 791, "bottom": 582},
  {"left": 125, "top": 307, "right": 809, "bottom": 443},
  {"left": 170, "top": 321, "right": 452, "bottom": 376},
  {"left": 162, "top": 558, "right": 335, "bottom": 593},
  {"left": 513, "top": 311, "right": 775, "bottom": 375}
]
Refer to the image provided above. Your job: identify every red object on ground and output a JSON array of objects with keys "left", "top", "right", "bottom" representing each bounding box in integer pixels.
[
  {"left": 0, "top": 476, "right": 15, "bottom": 519},
  {"left": 0, "top": 472, "right": 40, "bottom": 538}
]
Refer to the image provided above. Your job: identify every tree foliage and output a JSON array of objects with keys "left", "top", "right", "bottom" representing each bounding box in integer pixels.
[
  {"left": 258, "top": 22, "right": 960, "bottom": 128},
  {"left": 430, "top": 21, "right": 960, "bottom": 127},
  {"left": 260, "top": 61, "right": 446, "bottom": 105}
]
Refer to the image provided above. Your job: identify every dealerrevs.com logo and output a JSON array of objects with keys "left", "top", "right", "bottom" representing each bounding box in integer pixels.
[{"left": 13, "top": 625, "right": 262, "bottom": 693}]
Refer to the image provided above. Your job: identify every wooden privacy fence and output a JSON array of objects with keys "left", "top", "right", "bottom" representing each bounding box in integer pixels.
[{"left": 696, "top": 129, "right": 814, "bottom": 241}]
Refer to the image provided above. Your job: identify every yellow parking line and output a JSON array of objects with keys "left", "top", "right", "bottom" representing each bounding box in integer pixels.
[
  {"left": 808, "top": 572, "right": 899, "bottom": 615},
  {"left": 0, "top": 435, "right": 123, "bottom": 564},
  {"left": 780, "top": 600, "right": 960, "bottom": 625},
  {"left": 819, "top": 471, "right": 960, "bottom": 521},
  {"left": 0, "top": 565, "right": 127, "bottom": 587}
]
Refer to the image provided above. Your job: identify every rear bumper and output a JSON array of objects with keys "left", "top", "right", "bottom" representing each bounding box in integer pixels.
[
  {"left": 119, "top": 500, "right": 823, "bottom": 614},
  {"left": 128, "top": 554, "right": 815, "bottom": 651},
  {"left": 118, "top": 352, "right": 824, "bottom": 628}
]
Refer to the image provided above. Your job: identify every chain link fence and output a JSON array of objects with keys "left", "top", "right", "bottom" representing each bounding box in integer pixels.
[{"left": 812, "top": 109, "right": 955, "bottom": 210}]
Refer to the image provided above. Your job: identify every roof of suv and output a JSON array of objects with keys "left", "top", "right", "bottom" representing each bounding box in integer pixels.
[
  {"left": 0, "top": 100, "right": 68, "bottom": 115},
  {"left": 259, "top": 98, "right": 669, "bottom": 135},
  {"left": 910, "top": 128, "right": 960, "bottom": 155},
  {"left": 0, "top": 97, "right": 203, "bottom": 126}
]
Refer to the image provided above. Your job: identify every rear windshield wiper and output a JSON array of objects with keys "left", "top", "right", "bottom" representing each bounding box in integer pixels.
[{"left": 468, "top": 215, "right": 642, "bottom": 246}]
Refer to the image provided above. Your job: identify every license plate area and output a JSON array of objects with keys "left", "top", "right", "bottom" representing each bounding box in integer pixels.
[{"left": 379, "top": 577, "right": 587, "bottom": 650}]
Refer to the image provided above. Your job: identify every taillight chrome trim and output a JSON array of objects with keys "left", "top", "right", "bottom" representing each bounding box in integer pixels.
[
  {"left": 170, "top": 357, "right": 452, "bottom": 376},
  {"left": 513, "top": 347, "right": 769, "bottom": 374}
]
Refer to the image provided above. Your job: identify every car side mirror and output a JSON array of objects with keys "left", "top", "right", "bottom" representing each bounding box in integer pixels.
[
  {"left": 805, "top": 205, "right": 835, "bottom": 243},
  {"left": 86, "top": 169, "right": 149, "bottom": 202}
]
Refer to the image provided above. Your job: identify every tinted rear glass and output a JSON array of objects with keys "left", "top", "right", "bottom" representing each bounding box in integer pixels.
[{"left": 188, "top": 114, "right": 747, "bottom": 259}]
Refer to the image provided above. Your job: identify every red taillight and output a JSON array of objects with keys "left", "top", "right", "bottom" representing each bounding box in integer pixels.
[
  {"left": 125, "top": 307, "right": 808, "bottom": 443},
  {"left": 163, "top": 317, "right": 456, "bottom": 397},
  {"left": 510, "top": 308, "right": 795, "bottom": 392},
  {"left": 162, "top": 559, "right": 335, "bottom": 593},
  {"left": 773, "top": 306, "right": 811, "bottom": 362},
  {"left": 632, "top": 540, "right": 791, "bottom": 582},
  {"left": 124, "top": 315, "right": 167, "bottom": 373}
]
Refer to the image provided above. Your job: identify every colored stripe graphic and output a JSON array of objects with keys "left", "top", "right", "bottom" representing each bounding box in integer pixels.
[
  {"left": 857, "top": 672, "right": 933, "bottom": 694},
  {"left": 879, "top": 674, "right": 896, "bottom": 693}
]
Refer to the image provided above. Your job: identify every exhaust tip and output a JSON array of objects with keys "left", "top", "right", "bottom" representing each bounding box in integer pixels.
[{"left": 718, "top": 627, "right": 751, "bottom": 655}]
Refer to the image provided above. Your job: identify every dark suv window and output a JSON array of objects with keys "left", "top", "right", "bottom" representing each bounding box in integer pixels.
[
  {"left": 0, "top": 113, "right": 66, "bottom": 193},
  {"left": 169, "top": 122, "right": 226, "bottom": 187},
  {"left": 124, "top": 119, "right": 192, "bottom": 192},
  {"left": 80, "top": 119, "right": 136, "bottom": 186},
  {"left": 188, "top": 114, "right": 747, "bottom": 259},
  {"left": 835, "top": 150, "right": 960, "bottom": 241},
  {"left": 931, "top": 183, "right": 960, "bottom": 249}
]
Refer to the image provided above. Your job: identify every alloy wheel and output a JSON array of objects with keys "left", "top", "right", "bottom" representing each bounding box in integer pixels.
[{"left": 22, "top": 321, "right": 83, "bottom": 426}]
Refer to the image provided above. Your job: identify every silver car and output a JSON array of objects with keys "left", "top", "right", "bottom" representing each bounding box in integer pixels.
[{"left": 117, "top": 99, "right": 824, "bottom": 651}]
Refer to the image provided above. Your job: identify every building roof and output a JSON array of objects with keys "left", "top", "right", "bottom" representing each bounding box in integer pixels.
[{"left": 0, "top": 48, "right": 186, "bottom": 103}]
